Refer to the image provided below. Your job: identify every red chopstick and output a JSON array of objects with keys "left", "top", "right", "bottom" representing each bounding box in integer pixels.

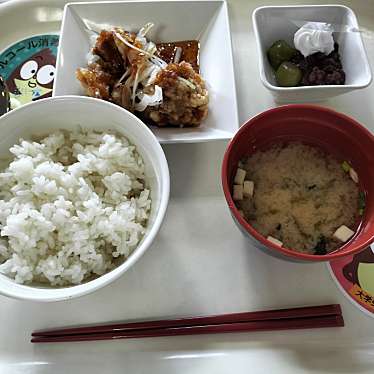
[
  {"left": 31, "top": 315, "right": 343, "bottom": 343},
  {"left": 31, "top": 304, "right": 343, "bottom": 343},
  {"left": 32, "top": 304, "right": 341, "bottom": 337}
]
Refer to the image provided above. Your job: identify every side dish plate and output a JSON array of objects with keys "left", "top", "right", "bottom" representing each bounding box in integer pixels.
[{"left": 53, "top": 0, "right": 239, "bottom": 143}]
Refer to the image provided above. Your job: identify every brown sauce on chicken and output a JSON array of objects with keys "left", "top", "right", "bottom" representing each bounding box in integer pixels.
[
  {"left": 77, "top": 29, "right": 208, "bottom": 127},
  {"left": 156, "top": 40, "right": 200, "bottom": 73}
]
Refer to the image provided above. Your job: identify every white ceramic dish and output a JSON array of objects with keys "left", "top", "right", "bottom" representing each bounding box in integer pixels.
[
  {"left": 0, "top": 95, "right": 170, "bottom": 301},
  {"left": 252, "top": 5, "right": 372, "bottom": 103},
  {"left": 53, "top": 0, "right": 239, "bottom": 144}
]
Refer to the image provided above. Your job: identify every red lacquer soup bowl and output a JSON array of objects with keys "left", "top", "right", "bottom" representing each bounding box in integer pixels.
[{"left": 222, "top": 105, "right": 374, "bottom": 262}]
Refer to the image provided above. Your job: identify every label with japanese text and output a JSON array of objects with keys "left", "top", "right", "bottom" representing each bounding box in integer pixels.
[
  {"left": 0, "top": 34, "right": 59, "bottom": 107},
  {"left": 329, "top": 245, "right": 374, "bottom": 317}
]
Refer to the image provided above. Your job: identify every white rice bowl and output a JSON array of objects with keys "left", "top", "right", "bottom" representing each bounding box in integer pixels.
[
  {"left": 0, "top": 96, "right": 169, "bottom": 301},
  {"left": 0, "top": 130, "right": 151, "bottom": 286}
]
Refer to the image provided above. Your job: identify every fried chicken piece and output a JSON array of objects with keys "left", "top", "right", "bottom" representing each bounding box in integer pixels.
[
  {"left": 93, "top": 30, "right": 124, "bottom": 75},
  {"left": 144, "top": 62, "right": 208, "bottom": 127},
  {"left": 76, "top": 63, "right": 114, "bottom": 100},
  {"left": 112, "top": 28, "right": 136, "bottom": 62},
  {"left": 111, "top": 84, "right": 132, "bottom": 110},
  {"left": 77, "top": 27, "right": 208, "bottom": 127}
]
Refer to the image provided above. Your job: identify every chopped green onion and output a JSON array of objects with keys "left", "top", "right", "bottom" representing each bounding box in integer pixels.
[
  {"left": 341, "top": 161, "right": 351, "bottom": 173},
  {"left": 358, "top": 191, "right": 365, "bottom": 215}
]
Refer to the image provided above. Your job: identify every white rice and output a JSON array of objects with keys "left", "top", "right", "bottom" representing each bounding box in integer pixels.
[{"left": 0, "top": 130, "right": 151, "bottom": 286}]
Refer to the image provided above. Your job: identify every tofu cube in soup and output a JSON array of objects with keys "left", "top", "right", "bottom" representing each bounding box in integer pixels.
[
  {"left": 333, "top": 225, "right": 355, "bottom": 242},
  {"left": 234, "top": 168, "right": 246, "bottom": 185},
  {"left": 233, "top": 184, "right": 244, "bottom": 200},
  {"left": 243, "top": 181, "right": 254, "bottom": 197}
]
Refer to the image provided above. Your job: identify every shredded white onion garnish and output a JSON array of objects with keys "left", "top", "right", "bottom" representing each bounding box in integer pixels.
[
  {"left": 174, "top": 47, "right": 182, "bottom": 63},
  {"left": 150, "top": 56, "right": 167, "bottom": 69},
  {"left": 131, "top": 69, "right": 140, "bottom": 106},
  {"left": 114, "top": 68, "right": 131, "bottom": 88},
  {"left": 114, "top": 31, "right": 167, "bottom": 67},
  {"left": 114, "top": 31, "right": 153, "bottom": 58},
  {"left": 138, "top": 22, "right": 154, "bottom": 38},
  {"left": 145, "top": 41, "right": 157, "bottom": 55},
  {"left": 135, "top": 85, "right": 163, "bottom": 112},
  {"left": 138, "top": 64, "right": 161, "bottom": 87},
  {"left": 111, "top": 27, "right": 168, "bottom": 109}
]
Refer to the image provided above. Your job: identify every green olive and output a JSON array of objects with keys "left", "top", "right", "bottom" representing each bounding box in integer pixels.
[
  {"left": 267, "top": 40, "right": 297, "bottom": 70},
  {"left": 275, "top": 62, "right": 302, "bottom": 87}
]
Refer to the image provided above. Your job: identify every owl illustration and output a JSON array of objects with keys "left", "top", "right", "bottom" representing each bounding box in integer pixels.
[
  {"left": 6, "top": 48, "right": 56, "bottom": 106},
  {"left": 343, "top": 246, "right": 374, "bottom": 297}
]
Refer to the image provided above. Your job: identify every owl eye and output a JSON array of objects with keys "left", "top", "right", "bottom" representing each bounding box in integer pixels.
[
  {"left": 36, "top": 65, "right": 55, "bottom": 85},
  {"left": 20, "top": 60, "right": 39, "bottom": 80}
]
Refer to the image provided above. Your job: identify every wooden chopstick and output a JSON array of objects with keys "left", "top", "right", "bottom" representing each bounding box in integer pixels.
[
  {"left": 31, "top": 304, "right": 342, "bottom": 343},
  {"left": 31, "top": 314, "right": 344, "bottom": 343}
]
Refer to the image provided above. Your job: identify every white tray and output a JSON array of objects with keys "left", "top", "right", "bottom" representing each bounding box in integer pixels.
[{"left": 0, "top": 0, "right": 374, "bottom": 373}]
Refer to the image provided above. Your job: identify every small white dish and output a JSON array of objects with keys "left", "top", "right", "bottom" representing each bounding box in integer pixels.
[
  {"left": 252, "top": 5, "right": 372, "bottom": 103},
  {"left": 53, "top": 0, "right": 239, "bottom": 143},
  {"left": 0, "top": 96, "right": 170, "bottom": 301}
]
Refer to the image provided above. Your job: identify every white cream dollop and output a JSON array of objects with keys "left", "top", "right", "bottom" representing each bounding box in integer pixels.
[{"left": 294, "top": 22, "right": 334, "bottom": 57}]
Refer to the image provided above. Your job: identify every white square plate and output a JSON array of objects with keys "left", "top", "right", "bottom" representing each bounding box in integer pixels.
[
  {"left": 252, "top": 5, "right": 372, "bottom": 103},
  {"left": 53, "top": 0, "right": 239, "bottom": 143}
]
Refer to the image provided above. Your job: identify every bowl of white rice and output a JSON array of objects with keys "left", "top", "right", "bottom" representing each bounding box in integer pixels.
[{"left": 0, "top": 96, "right": 169, "bottom": 301}]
